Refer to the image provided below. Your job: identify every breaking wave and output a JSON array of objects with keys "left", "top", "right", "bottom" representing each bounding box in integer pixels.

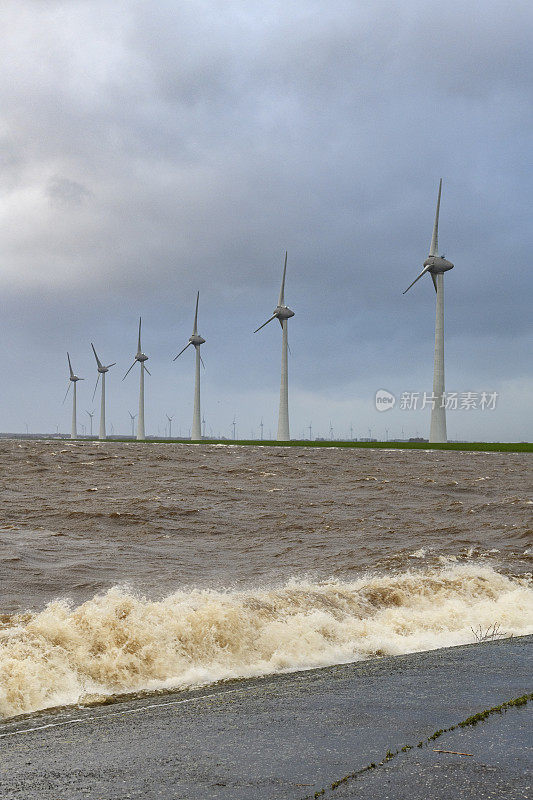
[{"left": 1, "top": 564, "right": 532, "bottom": 719}]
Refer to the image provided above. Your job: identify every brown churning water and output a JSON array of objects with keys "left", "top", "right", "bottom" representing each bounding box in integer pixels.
[{"left": 0, "top": 440, "right": 532, "bottom": 719}]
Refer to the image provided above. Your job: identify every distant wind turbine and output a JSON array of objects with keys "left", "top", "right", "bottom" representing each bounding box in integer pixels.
[
  {"left": 254, "top": 252, "right": 295, "bottom": 441},
  {"left": 63, "top": 353, "right": 84, "bottom": 439},
  {"left": 166, "top": 414, "right": 173, "bottom": 438},
  {"left": 91, "top": 344, "right": 116, "bottom": 440},
  {"left": 128, "top": 411, "right": 137, "bottom": 437},
  {"left": 123, "top": 318, "right": 150, "bottom": 440},
  {"left": 232, "top": 416, "right": 237, "bottom": 440},
  {"left": 86, "top": 409, "right": 95, "bottom": 437},
  {"left": 403, "top": 179, "right": 455, "bottom": 442},
  {"left": 173, "top": 292, "right": 205, "bottom": 441},
  {"left": 260, "top": 418, "right": 264, "bottom": 440},
  {"left": 308, "top": 421, "right": 312, "bottom": 440}
]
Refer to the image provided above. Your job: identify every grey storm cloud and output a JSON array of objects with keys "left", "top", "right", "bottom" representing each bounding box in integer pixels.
[{"left": 0, "top": 0, "right": 531, "bottom": 440}]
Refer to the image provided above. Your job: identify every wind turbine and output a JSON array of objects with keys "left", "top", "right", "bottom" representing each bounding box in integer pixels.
[
  {"left": 123, "top": 318, "right": 150, "bottom": 441},
  {"left": 166, "top": 414, "right": 173, "bottom": 438},
  {"left": 254, "top": 252, "right": 295, "bottom": 441},
  {"left": 232, "top": 416, "right": 237, "bottom": 440},
  {"left": 91, "top": 344, "right": 116, "bottom": 441},
  {"left": 86, "top": 410, "right": 95, "bottom": 437},
  {"left": 173, "top": 292, "right": 205, "bottom": 441},
  {"left": 128, "top": 411, "right": 137, "bottom": 437},
  {"left": 260, "top": 418, "right": 264, "bottom": 440},
  {"left": 63, "top": 353, "right": 84, "bottom": 439},
  {"left": 202, "top": 415, "right": 206, "bottom": 438},
  {"left": 403, "top": 179, "right": 455, "bottom": 443}
]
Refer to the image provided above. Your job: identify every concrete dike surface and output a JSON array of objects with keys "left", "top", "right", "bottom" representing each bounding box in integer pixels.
[{"left": 0, "top": 636, "right": 531, "bottom": 800}]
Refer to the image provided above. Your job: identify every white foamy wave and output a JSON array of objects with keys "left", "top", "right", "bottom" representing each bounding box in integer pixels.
[{"left": 1, "top": 565, "right": 532, "bottom": 719}]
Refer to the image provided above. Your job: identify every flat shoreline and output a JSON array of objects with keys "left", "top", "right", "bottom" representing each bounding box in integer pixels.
[
  {"left": 1, "top": 434, "right": 531, "bottom": 452},
  {"left": 1, "top": 636, "right": 531, "bottom": 799}
]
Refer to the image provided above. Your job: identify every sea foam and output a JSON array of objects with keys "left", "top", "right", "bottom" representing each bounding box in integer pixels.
[{"left": 1, "top": 564, "right": 532, "bottom": 719}]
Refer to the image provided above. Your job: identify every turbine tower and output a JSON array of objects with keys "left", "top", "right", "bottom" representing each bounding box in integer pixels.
[
  {"left": 173, "top": 292, "right": 205, "bottom": 441},
  {"left": 63, "top": 353, "right": 84, "bottom": 440},
  {"left": 403, "top": 180, "right": 455, "bottom": 443},
  {"left": 254, "top": 252, "right": 295, "bottom": 441},
  {"left": 123, "top": 318, "right": 150, "bottom": 441},
  {"left": 91, "top": 344, "right": 116, "bottom": 441}
]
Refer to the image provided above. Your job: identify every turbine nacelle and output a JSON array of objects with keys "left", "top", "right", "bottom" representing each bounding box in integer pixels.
[
  {"left": 274, "top": 305, "right": 295, "bottom": 321},
  {"left": 423, "top": 255, "right": 454, "bottom": 274},
  {"left": 135, "top": 351, "right": 149, "bottom": 363},
  {"left": 189, "top": 334, "right": 206, "bottom": 347}
]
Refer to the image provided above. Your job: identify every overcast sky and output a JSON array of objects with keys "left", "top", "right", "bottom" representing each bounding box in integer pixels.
[{"left": 1, "top": 0, "right": 531, "bottom": 440}]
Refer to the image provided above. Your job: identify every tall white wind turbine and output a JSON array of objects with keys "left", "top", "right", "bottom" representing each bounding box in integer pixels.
[
  {"left": 403, "top": 180, "right": 455, "bottom": 442},
  {"left": 91, "top": 344, "right": 116, "bottom": 441},
  {"left": 254, "top": 252, "right": 295, "bottom": 441},
  {"left": 63, "top": 353, "right": 84, "bottom": 440},
  {"left": 123, "top": 318, "right": 150, "bottom": 441},
  {"left": 173, "top": 292, "right": 205, "bottom": 441}
]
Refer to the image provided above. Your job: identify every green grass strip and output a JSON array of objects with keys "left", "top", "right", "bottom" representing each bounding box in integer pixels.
[{"left": 302, "top": 692, "right": 533, "bottom": 799}]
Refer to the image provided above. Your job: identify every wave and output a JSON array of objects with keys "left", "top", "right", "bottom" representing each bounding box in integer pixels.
[{"left": 1, "top": 564, "right": 532, "bottom": 719}]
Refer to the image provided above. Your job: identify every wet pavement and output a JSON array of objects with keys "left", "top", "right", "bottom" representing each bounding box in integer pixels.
[{"left": 0, "top": 636, "right": 531, "bottom": 799}]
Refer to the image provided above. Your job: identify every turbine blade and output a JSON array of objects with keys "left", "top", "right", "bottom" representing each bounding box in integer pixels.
[
  {"left": 278, "top": 251, "right": 288, "bottom": 306},
  {"left": 144, "top": 365, "right": 151, "bottom": 376},
  {"left": 138, "top": 317, "right": 142, "bottom": 353},
  {"left": 106, "top": 362, "right": 116, "bottom": 369},
  {"left": 402, "top": 266, "right": 431, "bottom": 294},
  {"left": 67, "top": 352, "right": 74, "bottom": 379},
  {"left": 173, "top": 342, "right": 191, "bottom": 360},
  {"left": 254, "top": 315, "right": 276, "bottom": 333},
  {"left": 92, "top": 372, "right": 101, "bottom": 402},
  {"left": 431, "top": 273, "right": 438, "bottom": 292},
  {"left": 200, "top": 355, "right": 206, "bottom": 369},
  {"left": 62, "top": 382, "right": 71, "bottom": 404},
  {"left": 192, "top": 291, "right": 199, "bottom": 336},
  {"left": 429, "top": 178, "right": 442, "bottom": 257},
  {"left": 91, "top": 343, "right": 103, "bottom": 369},
  {"left": 123, "top": 361, "right": 137, "bottom": 380}
]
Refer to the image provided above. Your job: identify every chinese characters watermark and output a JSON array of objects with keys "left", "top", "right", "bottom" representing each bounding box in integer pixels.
[{"left": 375, "top": 390, "right": 498, "bottom": 412}]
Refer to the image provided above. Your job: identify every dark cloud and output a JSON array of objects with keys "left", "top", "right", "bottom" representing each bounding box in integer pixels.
[{"left": 0, "top": 0, "right": 531, "bottom": 440}]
